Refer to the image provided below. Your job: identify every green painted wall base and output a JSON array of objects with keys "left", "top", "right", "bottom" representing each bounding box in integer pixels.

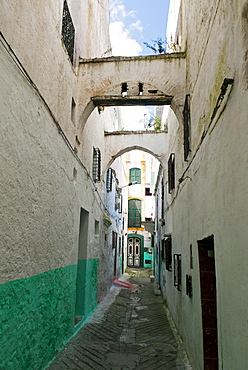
[
  {"left": 75, "top": 258, "right": 99, "bottom": 317},
  {"left": 0, "top": 266, "right": 77, "bottom": 370},
  {"left": 0, "top": 258, "right": 99, "bottom": 370}
]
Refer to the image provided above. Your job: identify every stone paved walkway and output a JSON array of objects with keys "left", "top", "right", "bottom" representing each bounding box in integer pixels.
[{"left": 47, "top": 275, "right": 192, "bottom": 369}]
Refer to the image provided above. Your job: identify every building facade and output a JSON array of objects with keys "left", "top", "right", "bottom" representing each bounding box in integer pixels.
[
  {"left": 1, "top": 0, "right": 248, "bottom": 369},
  {"left": 0, "top": 1, "right": 123, "bottom": 368},
  {"left": 154, "top": 0, "right": 248, "bottom": 369}
]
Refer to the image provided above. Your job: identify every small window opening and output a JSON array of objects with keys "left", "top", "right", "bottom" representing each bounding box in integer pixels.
[
  {"left": 138, "top": 83, "right": 143, "bottom": 96},
  {"left": 190, "top": 244, "right": 193, "bottom": 269},
  {"left": 145, "top": 187, "right": 152, "bottom": 196},
  {"left": 121, "top": 82, "right": 128, "bottom": 97},
  {"left": 71, "top": 97, "right": 76, "bottom": 125},
  {"left": 174, "top": 254, "right": 182, "bottom": 291},
  {"left": 95, "top": 220, "right": 99, "bottom": 236},
  {"left": 168, "top": 153, "right": 175, "bottom": 193}
]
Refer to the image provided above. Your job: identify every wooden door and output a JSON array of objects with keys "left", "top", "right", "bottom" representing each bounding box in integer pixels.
[
  {"left": 198, "top": 237, "right": 218, "bottom": 369},
  {"left": 127, "top": 237, "right": 141, "bottom": 267}
]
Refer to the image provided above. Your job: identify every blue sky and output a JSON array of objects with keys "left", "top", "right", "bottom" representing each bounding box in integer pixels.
[
  {"left": 109, "top": 0, "right": 170, "bottom": 130},
  {"left": 109, "top": 0, "right": 170, "bottom": 56}
]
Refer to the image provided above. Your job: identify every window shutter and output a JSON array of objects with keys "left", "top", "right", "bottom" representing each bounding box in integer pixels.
[
  {"left": 168, "top": 153, "right": 175, "bottom": 193},
  {"left": 183, "top": 94, "right": 191, "bottom": 161}
]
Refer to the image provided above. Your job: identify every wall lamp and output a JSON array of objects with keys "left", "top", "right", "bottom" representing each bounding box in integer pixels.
[{"left": 120, "top": 181, "right": 138, "bottom": 189}]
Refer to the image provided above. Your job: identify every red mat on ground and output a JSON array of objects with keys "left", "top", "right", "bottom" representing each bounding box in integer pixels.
[{"left": 113, "top": 279, "right": 137, "bottom": 289}]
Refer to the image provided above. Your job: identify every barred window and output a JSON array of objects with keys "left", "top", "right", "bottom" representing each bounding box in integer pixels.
[
  {"left": 174, "top": 254, "right": 182, "bottom": 291},
  {"left": 168, "top": 153, "right": 175, "bottom": 193},
  {"left": 93, "top": 147, "right": 101, "bottom": 182},
  {"left": 62, "top": 0, "right": 75, "bottom": 64},
  {"left": 106, "top": 168, "right": 113, "bottom": 192}
]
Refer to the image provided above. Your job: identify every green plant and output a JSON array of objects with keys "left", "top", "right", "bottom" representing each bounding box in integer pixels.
[
  {"left": 143, "top": 37, "right": 166, "bottom": 54},
  {"left": 154, "top": 117, "right": 162, "bottom": 130}
]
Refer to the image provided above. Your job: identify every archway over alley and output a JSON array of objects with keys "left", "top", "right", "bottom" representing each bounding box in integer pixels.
[
  {"left": 103, "top": 130, "right": 167, "bottom": 174},
  {"left": 77, "top": 52, "right": 186, "bottom": 129}
]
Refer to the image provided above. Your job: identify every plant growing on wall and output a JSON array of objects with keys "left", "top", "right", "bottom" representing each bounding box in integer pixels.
[
  {"left": 154, "top": 117, "right": 162, "bottom": 130},
  {"left": 143, "top": 37, "right": 166, "bottom": 54}
]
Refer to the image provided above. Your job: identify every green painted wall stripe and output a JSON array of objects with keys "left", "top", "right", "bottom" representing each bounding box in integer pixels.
[
  {"left": 0, "top": 258, "right": 99, "bottom": 370},
  {"left": 75, "top": 259, "right": 99, "bottom": 317}
]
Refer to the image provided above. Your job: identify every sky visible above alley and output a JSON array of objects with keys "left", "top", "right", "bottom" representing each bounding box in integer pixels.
[
  {"left": 109, "top": 0, "right": 170, "bottom": 130},
  {"left": 109, "top": 0, "right": 170, "bottom": 56}
]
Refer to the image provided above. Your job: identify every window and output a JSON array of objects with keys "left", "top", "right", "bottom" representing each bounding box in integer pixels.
[
  {"left": 168, "top": 153, "right": 175, "bottom": 193},
  {"left": 145, "top": 187, "right": 152, "bottom": 196},
  {"left": 115, "top": 190, "right": 122, "bottom": 213},
  {"left": 95, "top": 220, "right": 99, "bottom": 236},
  {"left": 128, "top": 199, "right": 142, "bottom": 228},
  {"left": 92, "top": 147, "right": 101, "bottom": 182},
  {"left": 62, "top": 0, "right": 75, "bottom": 64},
  {"left": 129, "top": 168, "right": 141, "bottom": 184},
  {"left": 165, "top": 237, "right": 172, "bottom": 271},
  {"left": 174, "top": 254, "right": 182, "bottom": 291},
  {"left": 106, "top": 168, "right": 113, "bottom": 192},
  {"left": 186, "top": 275, "right": 193, "bottom": 298},
  {"left": 112, "top": 231, "right": 117, "bottom": 249},
  {"left": 161, "top": 178, "right": 164, "bottom": 219},
  {"left": 183, "top": 94, "right": 191, "bottom": 161}
]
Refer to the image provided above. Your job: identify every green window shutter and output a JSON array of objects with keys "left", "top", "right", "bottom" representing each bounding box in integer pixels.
[
  {"left": 129, "top": 168, "right": 141, "bottom": 184},
  {"left": 128, "top": 199, "right": 142, "bottom": 227}
]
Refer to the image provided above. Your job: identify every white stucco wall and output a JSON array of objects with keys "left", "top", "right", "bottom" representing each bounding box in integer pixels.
[{"left": 160, "top": 0, "right": 248, "bottom": 369}]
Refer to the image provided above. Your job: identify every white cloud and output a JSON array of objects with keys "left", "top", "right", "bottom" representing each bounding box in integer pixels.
[
  {"left": 109, "top": 0, "right": 143, "bottom": 56},
  {"left": 109, "top": 22, "right": 142, "bottom": 56},
  {"left": 109, "top": 1, "right": 149, "bottom": 131},
  {"left": 109, "top": 0, "right": 136, "bottom": 22},
  {"left": 120, "top": 106, "right": 152, "bottom": 131}
]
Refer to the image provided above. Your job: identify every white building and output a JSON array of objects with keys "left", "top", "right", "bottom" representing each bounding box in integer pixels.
[{"left": 154, "top": 0, "right": 248, "bottom": 369}]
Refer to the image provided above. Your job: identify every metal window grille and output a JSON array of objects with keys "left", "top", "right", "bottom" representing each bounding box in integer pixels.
[
  {"left": 93, "top": 147, "right": 101, "bottom": 182},
  {"left": 168, "top": 153, "right": 175, "bottom": 193},
  {"left": 165, "top": 237, "right": 172, "bottom": 271},
  {"left": 183, "top": 94, "right": 191, "bottom": 161},
  {"left": 62, "top": 0, "right": 75, "bottom": 64},
  {"left": 106, "top": 168, "right": 113, "bottom": 192},
  {"left": 174, "top": 254, "right": 182, "bottom": 291}
]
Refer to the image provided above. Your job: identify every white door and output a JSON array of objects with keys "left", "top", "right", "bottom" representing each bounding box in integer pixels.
[{"left": 127, "top": 237, "right": 140, "bottom": 267}]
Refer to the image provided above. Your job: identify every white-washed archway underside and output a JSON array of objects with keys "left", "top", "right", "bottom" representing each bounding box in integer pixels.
[
  {"left": 78, "top": 52, "right": 186, "bottom": 128},
  {"left": 103, "top": 130, "right": 168, "bottom": 173}
]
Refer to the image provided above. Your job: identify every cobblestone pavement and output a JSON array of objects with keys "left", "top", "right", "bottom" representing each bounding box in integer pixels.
[{"left": 47, "top": 275, "right": 192, "bottom": 370}]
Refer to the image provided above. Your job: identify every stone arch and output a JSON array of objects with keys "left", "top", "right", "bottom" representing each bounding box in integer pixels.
[
  {"left": 77, "top": 53, "right": 186, "bottom": 131},
  {"left": 102, "top": 139, "right": 167, "bottom": 178}
]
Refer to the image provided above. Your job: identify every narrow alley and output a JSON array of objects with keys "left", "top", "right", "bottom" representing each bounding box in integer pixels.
[{"left": 48, "top": 269, "right": 191, "bottom": 370}]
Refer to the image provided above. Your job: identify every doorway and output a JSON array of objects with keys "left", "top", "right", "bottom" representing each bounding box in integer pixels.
[
  {"left": 127, "top": 236, "right": 141, "bottom": 267},
  {"left": 75, "top": 208, "right": 89, "bottom": 318},
  {"left": 198, "top": 236, "right": 218, "bottom": 369}
]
